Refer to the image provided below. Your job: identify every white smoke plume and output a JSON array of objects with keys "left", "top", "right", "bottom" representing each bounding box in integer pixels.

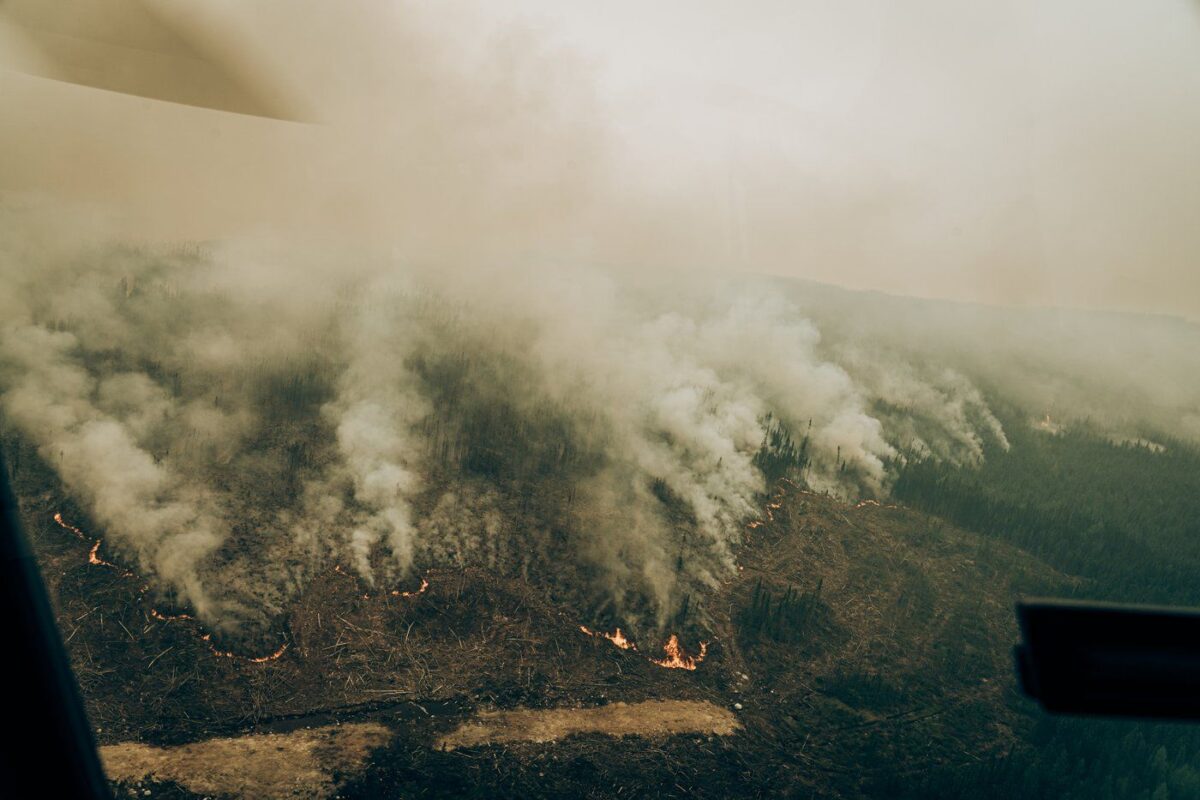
[
  {"left": 1, "top": 323, "right": 225, "bottom": 619},
  {"left": 4, "top": 232, "right": 1196, "bottom": 636},
  {"left": 2, "top": 3, "right": 1197, "bottom": 639},
  {"left": 325, "top": 285, "right": 430, "bottom": 585}
]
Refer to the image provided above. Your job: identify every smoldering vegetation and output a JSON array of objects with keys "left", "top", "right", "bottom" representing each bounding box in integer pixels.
[
  {"left": 6, "top": 231, "right": 1196, "bottom": 653},
  {"left": 781, "top": 278, "right": 1200, "bottom": 446},
  {"left": 4, "top": 1, "right": 1197, "bottom": 646},
  {"left": 0, "top": 232, "right": 1061, "bottom": 641}
]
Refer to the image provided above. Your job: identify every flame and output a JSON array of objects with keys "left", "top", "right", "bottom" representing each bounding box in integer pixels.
[
  {"left": 650, "top": 635, "right": 708, "bottom": 671},
  {"left": 578, "top": 626, "right": 708, "bottom": 670},
  {"left": 247, "top": 642, "right": 290, "bottom": 663},
  {"left": 149, "top": 608, "right": 193, "bottom": 622},
  {"left": 53, "top": 512, "right": 87, "bottom": 541},
  {"left": 579, "top": 625, "right": 637, "bottom": 651},
  {"left": 199, "top": 633, "right": 289, "bottom": 663},
  {"left": 87, "top": 539, "right": 135, "bottom": 575},
  {"left": 199, "top": 633, "right": 235, "bottom": 659},
  {"left": 747, "top": 479, "right": 806, "bottom": 530},
  {"left": 56, "top": 512, "right": 286, "bottom": 663},
  {"left": 334, "top": 564, "right": 429, "bottom": 599},
  {"left": 853, "top": 498, "right": 900, "bottom": 510},
  {"left": 56, "top": 512, "right": 134, "bottom": 575},
  {"left": 196, "top": 626, "right": 290, "bottom": 662},
  {"left": 391, "top": 578, "right": 430, "bottom": 598}
]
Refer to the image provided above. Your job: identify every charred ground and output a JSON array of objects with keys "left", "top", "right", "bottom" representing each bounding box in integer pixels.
[{"left": 12, "top": 444, "right": 1070, "bottom": 799}]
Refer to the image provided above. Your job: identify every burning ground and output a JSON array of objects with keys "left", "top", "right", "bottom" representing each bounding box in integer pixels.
[
  {"left": 2, "top": 243, "right": 1186, "bottom": 797},
  {"left": 0, "top": 242, "right": 1034, "bottom": 647},
  {"left": 14, "top": 450, "right": 1067, "bottom": 798}
]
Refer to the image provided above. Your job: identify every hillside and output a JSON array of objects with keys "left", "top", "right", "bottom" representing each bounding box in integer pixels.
[{"left": 16, "top": 465, "right": 1067, "bottom": 799}]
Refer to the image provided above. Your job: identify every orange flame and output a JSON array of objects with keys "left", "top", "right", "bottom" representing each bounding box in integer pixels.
[
  {"left": 579, "top": 626, "right": 708, "bottom": 669},
  {"left": 650, "top": 635, "right": 708, "bottom": 670},
  {"left": 54, "top": 513, "right": 136, "bottom": 576},
  {"left": 56, "top": 513, "right": 125, "bottom": 570},
  {"left": 199, "top": 633, "right": 289, "bottom": 663},
  {"left": 748, "top": 484, "right": 790, "bottom": 530},
  {"left": 53, "top": 512, "right": 87, "bottom": 541},
  {"left": 334, "top": 564, "right": 429, "bottom": 599},
  {"left": 57, "top": 511, "right": 286, "bottom": 663},
  {"left": 580, "top": 625, "right": 637, "bottom": 651},
  {"left": 149, "top": 608, "right": 193, "bottom": 622},
  {"left": 86, "top": 539, "right": 134, "bottom": 575},
  {"left": 247, "top": 642, "right": 290, "bottom": 663},
  {"left": 391, "top": 578, "right": 430, "bottom": 598}
]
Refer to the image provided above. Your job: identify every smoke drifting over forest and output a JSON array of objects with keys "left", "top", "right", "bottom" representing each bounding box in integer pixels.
[
  {"left": 5, "top": 232, "right": 1197, "bottom": 638},
  {"left": 2, "top": 2, "right": 1199, "bottom": 640}
]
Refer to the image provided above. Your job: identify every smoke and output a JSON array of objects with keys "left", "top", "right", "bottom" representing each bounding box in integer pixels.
[
  {"left": 1, "top": 3, "right": 1197, "bottom": 638},
  {"left": 325, "top": 286, "right": 430, "bottom": 585},
  {"left": 0, "top": 234, "right": 1011, "bottom": 634},
  {"left": 4, "top": 225, "right": 1198, "bottom": 636},
  {"left": 782, "top": 279, "right": 1200, "bottom": 447}
]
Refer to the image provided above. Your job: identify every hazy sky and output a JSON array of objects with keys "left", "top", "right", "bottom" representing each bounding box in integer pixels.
[
  {"left": 2, "top": 0, "right": 1198, "bottom": 318},
  {"left": 468, "top": 0, "right": 1200, "bottom": 318}
]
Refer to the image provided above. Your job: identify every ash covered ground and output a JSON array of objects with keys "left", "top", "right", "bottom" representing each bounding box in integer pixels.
[
  {"left": 15, "top": 441, "right": 1061, "bottom": 799},
  {"left": 4, "top": 245, "right": 1198, "bottom": 798}
]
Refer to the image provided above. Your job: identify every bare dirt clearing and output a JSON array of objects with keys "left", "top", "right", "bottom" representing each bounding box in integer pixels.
[
  {"left": 101, "top": 722, "right": 391, "bottom": 799},
  {"left": 437, "top": 698, "right": 740, "bottom": 750}
]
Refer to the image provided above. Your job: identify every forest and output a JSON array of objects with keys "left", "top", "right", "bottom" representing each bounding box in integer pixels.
[{"left": 888, "top": 417, "right": 1200, "bottom": 800}]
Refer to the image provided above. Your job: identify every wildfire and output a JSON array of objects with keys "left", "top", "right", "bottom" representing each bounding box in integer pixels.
[
  {"left": 578, "top": 626, "right": 708, "bottom": 670},
  {"left": 747, "top": 486, "right": 787, "bottom": 530},
  {"left": 247, "top": 642, "right": 290, "bottom": 663},
  {"left": 853, "top": 498, "right": 900, "bottom": 511},
  {"left": 650, "top": 635, "right": 708, "bottom": 671},
  {"left": 53, "top": 512, "right": 87, "bottom": 541},
  {"left": 391, "top": 578, "right": 430, "bottom": 598},
  {"left": 56, "top": 512, "right": 133, "bottom": 575},
  {"left": 579, "top": 625, "right": 637, "bottom": 651},
  {"left": 198, "top": 633, "right": 231, "bottom": 658},
  {"left": 199, "top": 633, "right": 289, "bottom": 663},
  {"left": 334, "top": 564, "right": 429, "bottom": 599},
  {"left": 87, "top": 539, "right": 121, "bottom": 570},
  {"left": 55, "top": 511, "right": 287, "bottom": 664}
]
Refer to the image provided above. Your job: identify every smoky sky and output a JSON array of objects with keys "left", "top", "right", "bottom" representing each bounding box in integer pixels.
[
  {"left": 2, "top": 0, "right": 1198, "bottom": 638},
  {"left": 2, "top": 0, "right": 1198, "bottom": 318},
  {"left": 471, "top": 0, "right": 1200, "bottom": 318}
]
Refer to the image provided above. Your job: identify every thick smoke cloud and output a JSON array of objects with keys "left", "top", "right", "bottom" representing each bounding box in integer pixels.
[
  {"left": 1, "top": 3, "right": 1197, "bottom": 638},
  {"left": 783, "top": 280, "right": 1200, "bottom": 447},
  {"left": 3, "top": 229, "right": 1197, "bottom": 636}
]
